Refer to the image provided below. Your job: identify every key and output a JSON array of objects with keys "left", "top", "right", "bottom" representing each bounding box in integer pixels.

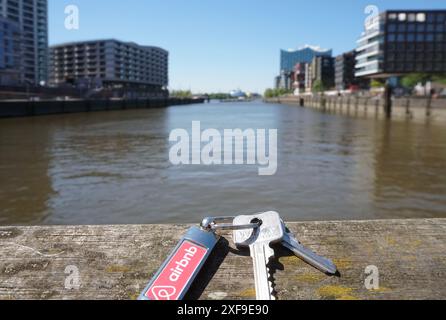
[
  {"left": 233, "top": 211, "right": 284, "bottom": 300},
  {"left": 282, "top": 221, "right": 338, "bottom": 275}
]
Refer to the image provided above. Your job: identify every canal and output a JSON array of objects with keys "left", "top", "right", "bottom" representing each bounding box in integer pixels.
[{"left": 0, "top": 101, "right": 445, "bottom": 225}]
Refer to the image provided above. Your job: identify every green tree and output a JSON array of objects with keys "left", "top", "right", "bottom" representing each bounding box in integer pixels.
[
  {"left": 370, "top": 79, "right": 385, "bottom": 88},
  {"left": 170, "top": 90, "right": 192, "bottom": 98},
  {"left": 312, "top": 80, "right": 326, "bottom": 93},
  {"left": 264, "top": 88, "right": 293, "bottom": 98},
  {"left": 401, "top": 73, "right": 431, "bottom": 88},
  {"left": 432, "top": 74, "right": 446, "bottom": 85}
]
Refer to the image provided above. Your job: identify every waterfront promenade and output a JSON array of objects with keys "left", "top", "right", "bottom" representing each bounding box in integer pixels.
[
  {"left": 266, "top": 96, "right": 446, "bottom": 123},
  {"left": 0, "top": 218, "right": 444, "bottom": 300}
]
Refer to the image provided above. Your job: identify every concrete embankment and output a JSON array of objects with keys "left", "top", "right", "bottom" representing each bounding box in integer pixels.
[
  {"left": 0, "top": 218, "right": 445, "bottom": 300},
  {"left": 0, "top": 98, "right": 204, "bottom": 118},
  {"left": 266, "top": 96, "right": 446, "bottom": 123}
]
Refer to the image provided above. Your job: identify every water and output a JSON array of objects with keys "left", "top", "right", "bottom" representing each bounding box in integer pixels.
[{"left": 0, "top": 101, "right": 445, "bottom": 225}]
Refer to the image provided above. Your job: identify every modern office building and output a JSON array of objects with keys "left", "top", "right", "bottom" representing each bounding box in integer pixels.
[
  {"left": 0, "top": 16, "right": 21, "bottom": 85},
  {"left": 310, "top": 56, "right": 335, "bottom": 90},
  {"left": 276, "top": 70, "right": 294, "bottom": 90},
  {"left": 335, "top": 50, "right": 370, "bottom": 91},
  {"left": 49, "top": 39, "right": 169, "bottom": 98},
  {"left": 280, "top": 45, "right": 332, "bottom": 73},
  {"left": 0, "top": 0, "right": 48, "bottom": 85},
  {"left": 355, "top": 10, "right": 446, "bottom": 77}
]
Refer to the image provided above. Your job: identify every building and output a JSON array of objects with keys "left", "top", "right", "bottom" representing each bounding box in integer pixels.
[
  {"left": 335, "top": 51, "right": 370, "bottom": 91},
  {"left": 0, "top": 17, "right": 21, "bottom": 85},
  {"left": 276, "top": 70, "right": 294, "bottom": 90},
  {"left": 274, "top": 75, "right": 281, "bottom": 90},
  {"left": 0, "top": 0, "right": 48, "bottom": 86},
  {"left": 310, "top": 56, "right": 335, "bottom": 90},
  {"left": 49, "top": 39, "right": 169, "bottom": 98},
  {"left": 280, "top": 45, "right": 332, "bottom": 73},
  {"left": 304, "top": 63, "right": 313, "bottom": 92},
  {"left": 355, "top": 10, "right": 446, "bottom": 78},
  {"left": 292, "top": 62, "right": 306, "bottom": 93}
]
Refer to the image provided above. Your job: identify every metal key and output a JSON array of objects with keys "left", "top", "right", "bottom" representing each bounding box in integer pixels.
[
  {"left": 233, "top": 211, "right": 284, "bottom": 300},
  {"left": 282, "top": 220, "right": 338, "bottom": 275}
]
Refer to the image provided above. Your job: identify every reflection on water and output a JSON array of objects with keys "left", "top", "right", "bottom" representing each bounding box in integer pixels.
[{"left": 0, "top": 102, "right": 445, "bottom": 225}]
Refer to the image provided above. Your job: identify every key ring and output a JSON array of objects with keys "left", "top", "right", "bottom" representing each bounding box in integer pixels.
[{"left": 201, "top": 216, "right": 261, "bottom": 231}]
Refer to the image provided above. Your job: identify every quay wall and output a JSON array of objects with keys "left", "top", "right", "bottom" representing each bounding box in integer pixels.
[
  {"left": 0, "top": 98, "right": 204, "bottom": 118},
  {"left": 266, "top": 96, "right": 446, "bottom": 123}
]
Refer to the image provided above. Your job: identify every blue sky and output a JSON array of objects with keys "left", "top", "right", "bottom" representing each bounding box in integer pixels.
[{"left": 49, "top": 0, "right": 445, "bottom": 93}]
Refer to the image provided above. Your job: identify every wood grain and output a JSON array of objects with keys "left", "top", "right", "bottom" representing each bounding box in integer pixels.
[{"left": 0, "top": 219, "right": 445, "bottom": 300}]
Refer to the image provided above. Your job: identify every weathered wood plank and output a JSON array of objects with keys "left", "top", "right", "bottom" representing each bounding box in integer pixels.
[{"left": 0, "top": 219, "right": 445, "bottom": 300}]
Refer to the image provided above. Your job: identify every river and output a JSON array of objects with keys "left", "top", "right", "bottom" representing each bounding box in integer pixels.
[{"left": 0, "top": 101, "right": 445, "bottom": 225}]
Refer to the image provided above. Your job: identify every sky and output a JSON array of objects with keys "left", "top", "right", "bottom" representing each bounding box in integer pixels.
[{"left": 49, "top": 0, "right": 445, "bottom": 94}]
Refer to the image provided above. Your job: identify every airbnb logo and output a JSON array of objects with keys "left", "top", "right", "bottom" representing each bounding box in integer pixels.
[
  {"left": 145, "top": 241, "right": 208, "bottom": 300},
  {"left": 169, "top": 246, "right": 198, "bottom": 282},
  {"left": 151, "top": 286, "right": 177, "bottom": 300}
]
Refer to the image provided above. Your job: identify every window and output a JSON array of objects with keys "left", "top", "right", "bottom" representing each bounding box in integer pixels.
[
  {"left": 398, "top": 24, "right": 406, "bottom": 32},
  {"left": 427, "top": 24, "right": 435, "bottom": 32},
  {"left": 408, "top": 13, "right": 416, "bottom": 22},
  {"left": 416, "top": 13, "right": 426, "bottom": 22},
  {"left": 426, "top": 34, "right": 434, "bottom": 42},
  {"left": 427, "top": 13, "right": 435, "bottom": 23},
  {"left": 407, "top": 23, "right": 416, "bottom": 32},
  {"left": 407, "top": 43, "right": 415, "bottom": 51},
  {"left": 387, "top": 43, "right": 396, "bottom": 51},
  {"left": 388, "top": 13, "right": 397, "bottom": 20},
  {"left": 416, "top": 34, "right": 424, "bottom": 42},
  {"left": 407, "top": 33, "right": 415, "bottom": 41},
  {"left": 417, "top": 24, "right": 425, "bottom": 32},
  {"left": 398, "top": 13, "right": 407, "bottom": 21},
  {"left": 386, "top": 62, "right": 395, "bottom": 70},
  {"left": 397, "top": 34, "right": 405, "bottom": 42},
  {"left": 388, "top": 24, "right": 396, "bottom": 32},
  {"left": 387, "top": 34, "right": 396, "bottom": 42}
]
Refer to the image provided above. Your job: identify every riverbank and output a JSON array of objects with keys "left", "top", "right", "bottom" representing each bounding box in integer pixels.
[
  {"left": 266, "top": 96, "right": 446, "bottom": 123},
  {"left": 0, "top": 218, "right": 444, "bottom": 300},
  {"left": 0, "top": 97, "right": 204, "bottom": 118}
]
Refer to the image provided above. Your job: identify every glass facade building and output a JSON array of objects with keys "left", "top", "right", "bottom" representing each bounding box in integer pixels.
[
  {"left": 0, "top": 16, "right": 21, "bottom": 85},
  {"left": 356, "top": 10, "right": 446, "bottom": 77},
  {"left": 280, "top": 45, "right": 332, "bottom": 72},
  {"left": 0, "top": 0, "right": 48, "bottom": 85}
]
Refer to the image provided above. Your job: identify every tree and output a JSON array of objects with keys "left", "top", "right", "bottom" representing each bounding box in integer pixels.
[
  {"left": 370, "top": 79, "right": 385, "bottom": 88},
  {"left": 312, "top": 80, "right": 326, "bottom": 93},
  {"left": 170, "top": 90, "right": 192, "bottom": 98},
  {"left": 401, "top": 73, "right": 431, "bottom": 88},
  {"left": 263, "top": 88, "right": 293, "bottom": 98},
  {"left": 432, "top": 74, "right": 446, "bottom": 85}
]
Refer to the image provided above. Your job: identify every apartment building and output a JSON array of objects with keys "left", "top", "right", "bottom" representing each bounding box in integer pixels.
[
  {"left": 0, "top": 16, "right": 21, "bottom": 85},
  {"left": 0, "top": 0, "right": 48, "bottom": 85},
  {"left": 49, "top": 39, "right": 168, "bottom": 97}
]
